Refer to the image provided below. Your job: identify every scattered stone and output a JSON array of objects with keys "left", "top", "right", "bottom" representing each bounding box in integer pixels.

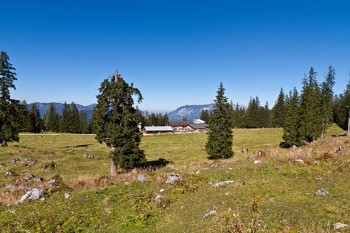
[
  {"left": 64, "top": 193, "right": 70, "bottom": 199},
  {"left": 181, "top": 206, "right": 185, "bottom": 209},
  {"left": 0, "top": 163, "right": 4, "bottom": 168},
  {"left": 159, "top": 188, "right": 165, "bottom": 193},
  {"left": 195, "top": 170, "right": 201, "bottom": 175},
  {"left": 6, "top": 184, "right": 15, "bottom": 189},
  {"left": 313, "top": 161, "right": 320, "bottom": 165},
  {"left": 18, "top": 188, "right": 45, "bottom": 203},
  {"left": 137, "top": 174, "right": 147, "bottom": 183},
  {"left": 332, "top": 222, "right": 349, "bottom": 230},
  {"left": 166, "top": 173, "right": 181, "bottom": 184},
  {"left": 213, "top": 180, "right": 235, "bottom": 187},
  {"left": 5, "top": 170, "right": 14, "bottom": 176},
  {"left": 315, "top": 188, "right": 328, "bottom": 196},
  {"left": 9, "top": 158, "right": 19, "bottom": 163},
  {"left": 154, "top": 194, "right": 165, "bottom": 203},
  {"left": 48, "top": 179, "right": 56, "bottom": 186},
  {"left": 23, "top": 158, "right": 37, "bottom": 168},
  {"left": 83, "top": 152, "right": 94, "bottom": 159},
  {"left": 123, "top": 182, "right": 130, "bottom": 185},
  {"left": 33, "top": 177, "right": 44, "bottom": 182},
  {"left": 24, "top": 174, "right": 35, "bottom": 180},
  {"left": 67, "top": 146, "right": 75, "bottom": 152},
  {"left": 241, "top": 148, "right": 249, "bottom": 154},
  {"left": 295, "top": 159, "right": 304, "bottom": 164},
  {"left": 100, "top": 177, "right": 108, "bottom": 183},
  {"left": 41, "top": 161, "right": 57, "bottom": 170},
  {"left": 254, "top": 160, "right": 261, "bottom": 164},
  {"left": 203, "top": 210, "right": 218, "bottom": 218},
  {"left": 336, "top": 146, "right": 345, "bottom": 153},
  {"left": 7, "top": 209, "right": 16, "bottom": 214}
]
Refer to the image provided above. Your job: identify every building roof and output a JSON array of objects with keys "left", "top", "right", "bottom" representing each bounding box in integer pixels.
[
  {"left": 168, "top": 121, "right": 191, "bottom": 127},
  {"left": 189, "top": 123, "right": 208, "bottom": 130},
  {"left": 144, "top": 126, "right": 174, "bottom": 132}
]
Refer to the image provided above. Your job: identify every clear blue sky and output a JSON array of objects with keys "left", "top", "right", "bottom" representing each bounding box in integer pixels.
[{"left": 1, "top": 0, "right": 350, "bottom": 112}]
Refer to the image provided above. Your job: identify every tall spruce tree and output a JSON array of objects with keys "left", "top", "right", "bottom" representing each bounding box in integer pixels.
[
  {"left": 79, "top": 110, "right": 90, "bottom": 134},
  {"left": 0, "top": 51, "right": 20, "bottom": 146},
  {"left": 232, "top": 103, "right": 245, "bottom": 128},
  {"left": 43, "top": 103, "right": 59, "bottom": 132},
  {"left": 299, "top": 67, "right": 323, "bottom": 142},
  {"left": 30, "top": 104, "right": 43, "bottom": 133},
  {"left": 244, "top": 97, "right": 260, "bottom": 128},
  {"left": 200, "top": 109, "right": 210, "bottom": 123},
  {"left": 60, "top": 102, "right": 70, "bottom": 133},
  {"left": 283, "top": 88, "right": 301, "bottom": 146},
  {"left": 19, "top": 100, "right": 33, "bottom": 132},
  {"left": 93, "top": 70, "right": 145, "bottom": 175},
  {"left": 68, "top": 102, "right": 81, "bottom": 133},
  {"left": 320, "top": 66, "right": 335, "bottom": 138},
  {"left": 333, "top": 81, "right": 350, "bottom": 130},
  {"left": 205, "top": 83, "right": 233, "bottom": 159},
  {"left": 271, "top": 88, "right": 285, "bottom": 128}
]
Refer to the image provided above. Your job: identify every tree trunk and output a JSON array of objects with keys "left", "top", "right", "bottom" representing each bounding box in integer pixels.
[{"left": 110, "top": 160, "right": 118, "bottom": 177}]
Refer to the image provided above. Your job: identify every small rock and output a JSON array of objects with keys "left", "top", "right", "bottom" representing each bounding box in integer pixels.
[
  {"left": 159, "top": 188, "right": 165, "bottom": 193},
  {"left": 154, "top": 194, "right": 165, "bottom": 203},
  {"left": 123, "top": 182, "right": 130, "bottom": 185},
  {"left": 213, "top": 180, "right": 235, "bottom": 187},
  {"left": 181, "top": 206, "right": 185, "bottom": 209},
  {"left": 295, "top": 159, "right": 304, "bottom": 164},
  {"left": 5, "top": 170, "right": 14, "bottom": 176},
  {"left": 166, "top": 173, "right": 181, "bottom": 184},
  {"left": 18, "top": 188, "right": 45, "bottom": 203},
  {"left": 254, "top": 160, "right": 261, "bottom": 164},
  {"left": 137, "top": 174, "right": 147, "bottom": 183},
  {"left": 100, "top": 177, "right": 108, "bottom": 183},
  {"left": 67, "top": 146, "right": 75, "bottom": 152},
  {"left": 336, "top": 146, "right": 345, "bottom": 153},
  {"left": 203, "top": 210, "right": 218, "bottom": 218},
  {"left": 7, "top": 209, "right": 16, "bottom": 214},
  {"left": 9, "top": 158, "right": 19, "bottom": 163},
  {"left": 33, "top": 177, "right": 44, "bottom": 182},
  {"left": 48, "top": 179, "right": 56, "bottom": 186},
  {"left": 195, "top": 170, "right": 201, "bottom": 175},
  {"left": 24, "top": 174, "right": 35, "bottom": 180},
  {"left": 64, "top": 193, "right": 70, "bottom": 199},
  {"left": 0, "top": 163, "right": 4, "bottom": 168},
  {"left": 313, "top": 161, "right": 320, "bottom": 165},
  {"left": 84, "top": 152, "right": 89, "bottom": 158},
  {"left": 332, "top": 222, "right": 349, "bottom": 230},
  {"left": 315, "top": 188, "right": 328, "bottom": 196},
  {"left": 6, "top": 184, "right": 15, "bottom": 189}
]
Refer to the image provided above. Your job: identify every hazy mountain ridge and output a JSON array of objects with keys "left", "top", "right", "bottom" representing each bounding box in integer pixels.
[{"left": 29, "top": 102, "right": 245, "bottom": 122}]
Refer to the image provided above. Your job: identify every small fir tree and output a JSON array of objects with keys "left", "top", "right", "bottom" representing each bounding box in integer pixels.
[
  {"left": 205, "top": 83, "right": 233, "bottom": 159},
  {"left": 93, "top": 70, "right": 145, "bottom": 174},
  {"left": 43, "top": 103, "right": 59, "bottom": 132},
  {"left": 271, "top": 88, "right": 285, "bottom": 128},
  {"left": 283, "top": 88, "right": 301, "bottom": 146},
  {"left": 0, "top": 51, "right": 20, "bottom": 146}
]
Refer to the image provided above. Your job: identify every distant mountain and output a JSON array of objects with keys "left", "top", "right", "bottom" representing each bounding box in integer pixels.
[
  {"left": 28, "top": 102, "right": 96, "bottom": 119},
  {"left": 168, "top": 104, "right": 215, "bottom": 121},
  {"left": 167, "top": 103, "right": 246, "bottom": 122}
]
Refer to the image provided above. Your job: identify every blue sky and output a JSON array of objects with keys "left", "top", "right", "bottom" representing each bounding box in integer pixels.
[{"left": 1, "top": 0, "right": 350, "bottom": 112}]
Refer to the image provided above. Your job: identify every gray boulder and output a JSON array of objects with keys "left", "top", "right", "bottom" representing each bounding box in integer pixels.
[
  {"left": 166, "top": 173, "right": 181, "bottom": 184},
  {"left": 315, "top": 188, "right": 328, "bottom": 196},
  {"left": 137, "top": 174, "right": 147, "bottom": 183},
  {"left": 213, "top": 180, "right": 235, "bottom": 187},
  {"left": 18, "top": 188, "right": 45, "bottom": 203}
]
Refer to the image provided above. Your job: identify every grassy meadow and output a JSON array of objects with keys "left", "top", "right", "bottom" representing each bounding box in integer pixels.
[{"left": 1, "top": 126, "right": 350, "bottom": 232}]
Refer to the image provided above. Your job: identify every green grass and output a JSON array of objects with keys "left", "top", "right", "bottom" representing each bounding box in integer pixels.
[{"left": 1, "top": 126, "right": 350, "bottom": 232}]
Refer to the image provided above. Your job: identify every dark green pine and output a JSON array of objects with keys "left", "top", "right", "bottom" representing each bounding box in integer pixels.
[
  {"left": 43, "top": 103, "right": 60, "bottom": 132},
  {"left": 93, "top": 71, "right": 145, "bottom": 170},
  {"left": 205, "top": 82, "right": 233, "bottom": 159},
  {"left": 283, "top": 88, "right": 301, "bottom": 146},
  {"left": 0, "top": 51, "right": 20, "bottom": 146},
  {"left": 271, "top": 88, "right": 285, "bottom": 128}
]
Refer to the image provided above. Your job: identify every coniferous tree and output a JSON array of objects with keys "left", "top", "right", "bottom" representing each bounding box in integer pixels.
[
  {"left": 79, "top": 110, "right": 90, "bottom": 134},
  {"left": 30, "top": 104, "right": 43, "bottom": 133},
  {"left": 320, "top": 66, "right": 335, "bottom": 137},
  {"left": 0, "top": 51, "right": 20, "bottom": 146},
  {"left": 333, "top": 81, "right": 350, "bottom": 130},
  {"left": 19, "top": 100, "right": 33, "bottom": 132},
  {"left": 244, "top": 97, "right": 260, "bottom": 128},
  {"left": 271, "top": 88, "right": 285, "bottom": 128},
  {"left": 60, "top": 102, "right": 70, "bottom": 133},
  {"left": 232, "top": 103, "right": 245, "bottom": 128},
  {"left": 299, "top": 67, "right": 323, "bottom": 142},
  {"left": 283, "top": 88, "right": 301, "bottom": 146},
  {"left": 93, "top": 70, "right": 145, "bottom": 174},
  {"left": 200, "top": 109, "right": 210, "bottom": 124},
  {"left": 260, "top": 101, "right": 271, "bottom": 128},
  {"left": 205, "top": 83, "right": 233, "bottom": 159},
  {"left": 68, "top": 102, "right": 81, "bottom": 133},
  {"left": 43, "top": 103, "right": 59, "bottom": 132}
]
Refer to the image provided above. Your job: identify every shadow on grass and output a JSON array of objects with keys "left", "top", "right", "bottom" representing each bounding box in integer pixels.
[
  {"left": 138, "top": 158, "right": 172, "bottom": 170},
  {"left": 64, "top": 144, "right": 93, "bottom": 148}
]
